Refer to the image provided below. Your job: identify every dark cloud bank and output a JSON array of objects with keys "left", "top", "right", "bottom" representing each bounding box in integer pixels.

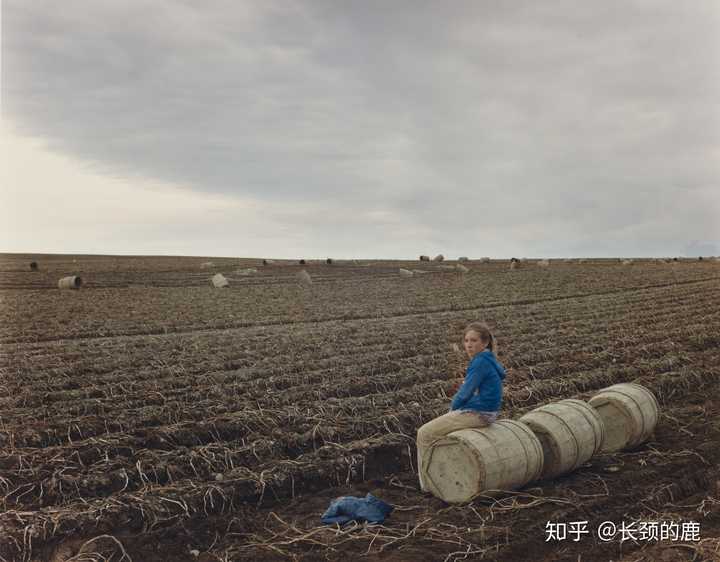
[{"left": 3, "top": 0, "right": 719, "bottom": 257}]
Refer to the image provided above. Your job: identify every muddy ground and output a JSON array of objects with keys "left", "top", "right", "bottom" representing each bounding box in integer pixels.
[{"left": 1, "top": 254, "right": 718, "bottom": 562}]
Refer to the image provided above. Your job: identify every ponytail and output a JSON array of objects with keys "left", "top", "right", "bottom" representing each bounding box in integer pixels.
[{"left": 463, "top": 321, "right": 497, "bottom": 354}]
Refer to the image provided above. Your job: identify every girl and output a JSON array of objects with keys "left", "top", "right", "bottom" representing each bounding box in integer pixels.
[{"left": 417, "top": 322, "right": 506, "bottom": 491}]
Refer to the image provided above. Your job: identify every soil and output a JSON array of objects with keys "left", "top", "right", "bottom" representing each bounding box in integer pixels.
[{"left": 1, "top": 254, "right": 718, "bottom": 562}]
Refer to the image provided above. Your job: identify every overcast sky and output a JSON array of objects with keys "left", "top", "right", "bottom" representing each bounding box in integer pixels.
[{"left": 2, "top": 1, "right": 719, "bottom": 258}]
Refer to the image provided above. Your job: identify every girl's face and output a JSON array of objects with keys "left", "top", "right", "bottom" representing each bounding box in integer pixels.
[{"left": 464, "top": 330, "right": 488, "bottom": 358}]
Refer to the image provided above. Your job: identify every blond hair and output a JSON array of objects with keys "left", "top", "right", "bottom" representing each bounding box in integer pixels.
[{"left": 463, "top": 322, "right": 497, "bottom": 353}]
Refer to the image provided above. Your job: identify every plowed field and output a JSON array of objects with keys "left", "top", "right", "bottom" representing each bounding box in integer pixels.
[{"left": 1, "top": 254, "right": 719, "bottom": 562}]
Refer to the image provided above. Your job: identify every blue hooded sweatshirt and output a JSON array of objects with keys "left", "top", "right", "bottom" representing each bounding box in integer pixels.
[{"left": 450, "top": 349, "right": 506, "bottom": 413}]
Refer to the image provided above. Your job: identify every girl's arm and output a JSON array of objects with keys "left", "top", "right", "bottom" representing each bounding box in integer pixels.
[{"left": 450, "top": 359, "right": 488, "bottom": 411}]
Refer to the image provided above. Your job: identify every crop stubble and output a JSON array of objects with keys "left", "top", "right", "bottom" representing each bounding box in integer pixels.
[{"left": 0, "top": 255, "right": 719, "bottom": 562}]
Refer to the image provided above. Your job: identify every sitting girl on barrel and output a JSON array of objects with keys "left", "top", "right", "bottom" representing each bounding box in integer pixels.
[{"left": 417, "top": 321, "right": 506, "bottom": 491}]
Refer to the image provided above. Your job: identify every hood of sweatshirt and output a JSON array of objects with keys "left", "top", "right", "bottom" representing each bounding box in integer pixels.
[{"left": 476, "top": 349, "right": 506, "bottom": 380}]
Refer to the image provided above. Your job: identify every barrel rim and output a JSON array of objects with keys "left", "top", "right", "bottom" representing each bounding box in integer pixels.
[
  {"left": 520, "top": 410, "right": 579, "bottom": 478},
  {"left": 590, "top": 384, "right": 658, "bottom": 447},
  {"left": 425, "top": 420, "right": 544, "bottom": 503},
  {"left": 424, "top": 434, "right": 486, "bottom": 503},
  {"left": 520, "top": 400, "right": 606, "bottom": 477}
]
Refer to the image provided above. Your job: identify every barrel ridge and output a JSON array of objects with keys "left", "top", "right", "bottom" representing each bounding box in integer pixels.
[
  {"left": 468, "top": 420, "right": 542, "bottom": 498},
  {"left": 426, "top": 420, "right": 543, "bottom": 502},
  {"left": 510, "top": 420, "right": 544, "bottom": 482},
  {"left": 626, "top": 383, "right": 660, "bottom": 426},
  {"left": 521, "top": 404, "right": 582, "bottom": 475},
  {"left": 464, "top": 426, "right": 495, "bottom": 488},
  {"left": 423, "top": 435, "right": 467, "bottom": 497},
  {"left": 432, "top": 427, "right": 495, "bottom": 493},
  {"left": 465, "top": 432, "right": 489, "bottom": 494},
  {"left": 501, "top": 420, "right": 542, "bottom": 483},
  {"left": 589, "top": 383, "right": 659, "bottom": 451},
  {"left": 488, "top": 420, "right": 528, "bottom": 487},
  {"left": 560, "top": 399, "right": 604, "bottom": 455},
  {"left": 604, "top": 385, "right": 653, "bottom": 445}
]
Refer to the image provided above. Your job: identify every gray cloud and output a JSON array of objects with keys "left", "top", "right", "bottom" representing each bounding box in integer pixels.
[{"left": 3, "top": 0, "right": 719, "bottom": 257}]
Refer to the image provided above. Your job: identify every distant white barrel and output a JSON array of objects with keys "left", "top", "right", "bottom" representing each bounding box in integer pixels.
[
  {"left": 519, "top": 399, "right": 604, "bottom": 479},
  {"left": 297, "top": 270, "right": 312, "bottom": 285},
  {"left": 399, "top": 268, "right": 414, "bottom": 278},
  {"left": 423, "top": 420, "right": 543, "bottom": 504},
  {"left": 58, "top": 276, "right": 82, "bottom": 289},
  {"left": 211, "top": 273, "right": 229, "bottom": 288},
  {"left": 589, "top": 383, "right": 659, "bottom": 453}
]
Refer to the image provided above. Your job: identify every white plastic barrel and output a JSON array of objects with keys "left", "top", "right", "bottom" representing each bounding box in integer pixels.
[
  {"left": 589, "top": 383, "right": 659, "bottom": 453},
  {"left": 519, "top": 399, "right": 604, "bottom": 479},
  {"left": 297, "top": 270, "right": 312, "bottom": 285},
  {"left": 423, "top": 420, "right": 544, "bottom": 504},
  {"left": 58, "top": 276, "right": 82, "bottom": 289},
  {"left": 211, "top": 273, "right": 229, "bottom": 288}
]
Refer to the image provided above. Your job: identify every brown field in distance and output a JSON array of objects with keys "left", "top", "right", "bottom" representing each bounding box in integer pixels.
[{"left": 1, "top": 254, "right": 719, "bottom": 561}]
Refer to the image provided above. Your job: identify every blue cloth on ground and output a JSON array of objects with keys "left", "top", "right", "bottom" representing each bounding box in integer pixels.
[{"left": 321, "top": 493, "right": 394, "bottom": 525}]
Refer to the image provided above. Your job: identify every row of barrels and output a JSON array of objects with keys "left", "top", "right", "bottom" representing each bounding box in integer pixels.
[{"left": 422, "top": 383, "right": 660, "bottom": 503}]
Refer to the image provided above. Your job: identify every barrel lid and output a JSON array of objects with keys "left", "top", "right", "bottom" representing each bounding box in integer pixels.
[{"left": 425, "top": 436, "right": 484, "bottom": 504}]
